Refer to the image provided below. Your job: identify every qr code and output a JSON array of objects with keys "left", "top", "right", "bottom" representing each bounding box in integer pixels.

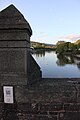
[{"left": 6, "top": 90, "right": 11, "bottom": 95}]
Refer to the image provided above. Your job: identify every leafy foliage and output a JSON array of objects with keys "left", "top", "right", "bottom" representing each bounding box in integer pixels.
[{"left": 56, "top": 42, "right": 80, "bottom": 54}]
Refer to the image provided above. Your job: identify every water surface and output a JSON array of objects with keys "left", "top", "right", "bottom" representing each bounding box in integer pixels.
[{"left": 32, "top": 51, "right": 80, "bottom": 78}]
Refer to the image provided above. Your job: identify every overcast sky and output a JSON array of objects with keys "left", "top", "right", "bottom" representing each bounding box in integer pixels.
[{"left": 0, "top": 0, "right": 80, "bottom": 44}]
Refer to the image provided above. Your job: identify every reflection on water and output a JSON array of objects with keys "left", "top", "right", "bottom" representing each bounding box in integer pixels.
[
  {"left": 33, "top": 51, "right": 80, "bottom": 78},
  {"left": 56, "top": 54, "right": 80, "bottom": 70},
  {"left": 56, "top": 54, "right": 74, "bottom": 66},
  {"left": 34, "top": 50, "right": 53, "bottom": 57},
  {"left": 34, "top": 50, "right": 45, "bottom": 57}
]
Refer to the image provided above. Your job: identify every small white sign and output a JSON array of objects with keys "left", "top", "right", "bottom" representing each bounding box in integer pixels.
[{"left": 3, "top": 86, "right": 14, "bottom": 104}]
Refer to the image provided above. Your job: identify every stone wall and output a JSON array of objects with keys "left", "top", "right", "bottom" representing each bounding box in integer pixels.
[
  {"left": 27, "top": 53, "right": 42, "bottom": 84},
  {"left": 0, "top": 78, "right": 80, "bottom": 119}
]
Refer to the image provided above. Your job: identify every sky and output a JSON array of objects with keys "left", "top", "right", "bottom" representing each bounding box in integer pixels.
[{"left": 0, "top": 0, "right": 80, "bottom": 44}]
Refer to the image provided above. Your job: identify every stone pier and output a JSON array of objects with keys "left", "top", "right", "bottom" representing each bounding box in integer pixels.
[{"left": 0, "top": 4, "right": 42, "bottom": 86}]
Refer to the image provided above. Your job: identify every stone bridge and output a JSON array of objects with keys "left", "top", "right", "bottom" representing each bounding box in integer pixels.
[{"left": 0, "top": 4, "right": 80, "bottom": 120}]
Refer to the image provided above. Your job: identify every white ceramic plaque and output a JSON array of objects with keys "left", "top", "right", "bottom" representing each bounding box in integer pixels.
[{"left": 3, "top": 86, "right": 14, "bottom": 103}]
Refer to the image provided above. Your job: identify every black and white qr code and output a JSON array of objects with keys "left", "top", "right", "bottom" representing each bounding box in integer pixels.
[{"left": 6, "top": 90, "right": 11, "bottom": 95}]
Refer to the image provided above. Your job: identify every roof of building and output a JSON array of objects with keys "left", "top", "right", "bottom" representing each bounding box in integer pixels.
[{"left": 0, "top": 4, "right": 32, "bottom": 35}]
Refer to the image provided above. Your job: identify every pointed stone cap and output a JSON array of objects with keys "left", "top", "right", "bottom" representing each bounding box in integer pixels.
[{"left": 0, "top": 4, "right": 32, "bottom": 36}]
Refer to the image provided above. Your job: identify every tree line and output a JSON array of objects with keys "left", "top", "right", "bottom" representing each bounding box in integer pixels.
[
  {"left": 56, "top": 42, "right": 80, "bottom": 54},
  {"left": 31, "top": 41, "right": 56, "bottom": 50}
]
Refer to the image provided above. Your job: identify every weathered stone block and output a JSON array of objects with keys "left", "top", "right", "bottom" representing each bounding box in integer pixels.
[{"left": 0, "top": 4, "right": 42, "bottom": 85}]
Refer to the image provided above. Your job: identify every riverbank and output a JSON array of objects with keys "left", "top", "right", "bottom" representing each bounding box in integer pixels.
[
  {"left": 34, "top": 48, "right": 56, "bottom": 52},
  {"left": 34, "top": 48, "right": 80, "bottom": 56}
]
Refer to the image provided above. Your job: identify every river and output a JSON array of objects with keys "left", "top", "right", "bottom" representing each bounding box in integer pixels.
[{"left": 32, "top": 51, "right": 80, "bottom": 78}]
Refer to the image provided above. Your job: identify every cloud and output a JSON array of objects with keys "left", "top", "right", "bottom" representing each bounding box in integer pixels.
[{"left": 58, "top": 34, "right": 80, "bottom": 41}]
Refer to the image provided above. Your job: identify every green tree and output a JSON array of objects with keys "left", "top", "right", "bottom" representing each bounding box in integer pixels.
[
  {"left": 63, "top": 42, "right": 70, "bottom": 52},
  {"left": 56, "top": 44, "right": 64, "bottom": 54},
  {"left": 77, "top": 43, "right": 80, "bottom": 50},
  {"left": 69, "top": 43, "right": 75, "bottom": 51},
  {"left": 56, "top": 42, "right": 70, "bottom": 54}
]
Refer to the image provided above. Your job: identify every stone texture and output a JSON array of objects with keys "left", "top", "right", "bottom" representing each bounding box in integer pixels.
[
  {"left": 0, "top": 4, "right": 42, "bottom": 85},
  {"left": 0, "top": 4, "right": 32, "bottom": 34},
  {"left": 0, "top": 78, "right": 80, "bottom": 119}
]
